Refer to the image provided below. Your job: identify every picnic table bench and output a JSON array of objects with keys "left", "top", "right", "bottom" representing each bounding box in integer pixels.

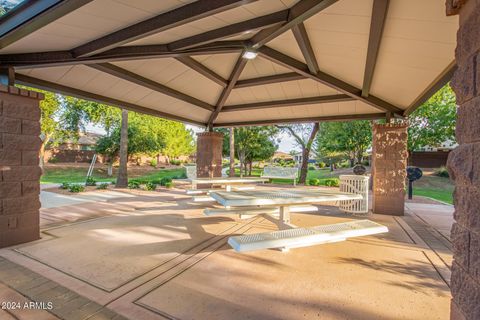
[{"left": 261, "top": 167, "right": 298, "bottom": 186}]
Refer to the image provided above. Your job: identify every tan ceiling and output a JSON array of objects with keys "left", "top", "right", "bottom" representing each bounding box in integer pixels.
[{"left": 0, "top": 0, "right": 458, "bottom": 127}]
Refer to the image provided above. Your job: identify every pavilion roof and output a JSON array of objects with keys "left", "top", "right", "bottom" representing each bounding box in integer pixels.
[{"left": 0, "top": 0, "right": 457, "bottom": 128}]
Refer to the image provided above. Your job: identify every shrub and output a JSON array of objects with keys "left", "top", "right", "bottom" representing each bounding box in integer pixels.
[
  {"left": 60, "top": 182, "right": 71, "bottom": 189},
  {"left": 128, "top": 180, "right": 141, "bottom": 189},
  {"left": 179, "top": 171, "right": 187, "bottom": 179},
  {"left": 48, "top": 157, "right": 59, "bottom": 163},
  {"left": 308, "top": 178, "right": 320, "bottom": 186},
  {"left": 68, "top": 184, "right": 85, "bottom": 193},
  {"left": 435, "top": 166, "right": 449, "bottom": 178},
  {"left": 317, "top": 162, "right": 326, "bottom": 168},
  {"left": 150, "top": 158, "right": 158, "bottom": 167},
  {"left": 308, "top": 165, "right": 316, "bottom": 170},
  {"left": 97, "top": 183, "right": 109, "bottom": 190},
  {"left": 85, "top": 176, "right": 97, "bottom": 186},
  {"left": 164, "top": 181, "right": 174, "bottom": 189},
  {"left": 324, "top": 178, "right": 340, "bottom": 187},
  {"left": 144, "top": 182, "right": 157, "bottom": 191},
  {"left": 170, "top": 159, "right": 181, "bottom": 165},
  {"left": 160, "top": 177, "right": 173, "bottom": 186}
]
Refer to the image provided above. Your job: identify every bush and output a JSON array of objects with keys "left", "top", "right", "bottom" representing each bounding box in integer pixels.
[
  {"left": 150, "top": 158, "right": 158, "bottom": 167},
  {"left": 128, "top": 180, "right": 141, "bottom": 189},
  {"left": 97, "top": 183, "right": 109, "bottom": 190},
  {"left": 85, "top": 176, "right": 97, "bottom": 186},
  {"left": 308, "top": 165, "right": 316, "bottom": 170},
  {"left": 164, "top": 181, "right": 174, "bottom": 189},
  {"left": 68, "top": 184, "right": 85, "bottom": 193},
  {"left": 144, "top": 182, "right": 157, "bottom": 191},
  {"left": 308, "top": 178, "right": 320, "bottom": 186},
  {"left": 435, "top": 166, "right": 449, "bottom": 178},
  {"left": 178, "top": 171, "right": 187, "bottom": 179},
  {"left": 60, "top": 182, "right": 71, "bottom": 189},
  {"left": 324, "top": 178, "right": 340, "bottom": 187},
  {"left": 160, "top": 177, "right": 173, "bottom": 186},
  {"left": 48, "top": 157, "right": 59, "bottom": 163},
  {"left": 317, "top": 162, "right": 326, "bottom": 168},
  {"left": 170, "top": 159, "right": 181, "bottom": 165}
]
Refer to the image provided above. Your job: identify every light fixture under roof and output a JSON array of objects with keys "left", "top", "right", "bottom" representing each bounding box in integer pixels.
[{"left": 242, "top": 49, "right": 257, "bottom": 60}]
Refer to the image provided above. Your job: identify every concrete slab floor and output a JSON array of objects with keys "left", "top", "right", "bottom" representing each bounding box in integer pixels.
[{"left": 0, "top": 188, "right": 452, "bottom": 320}]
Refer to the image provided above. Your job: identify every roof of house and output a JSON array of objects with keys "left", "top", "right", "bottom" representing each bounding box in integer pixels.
[{"left": 0, "top": 0, "right": 457, "bottom": 128}]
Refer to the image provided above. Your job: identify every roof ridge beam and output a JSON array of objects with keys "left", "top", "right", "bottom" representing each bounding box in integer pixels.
[
  {"left": 250, "top": 0, "right": 338, "bottom": 48},
  {"left": 222, "top": 94, "right": 354, "bottom": 112},
  {"left": 362, "top": 0, "right": 390, "bottom": 97},
  {"left": 175, "top": 56, "right": 227, "bottom": 87},
  {"left": 258, "top": 46, "right": 403, "bottom": 115},
  {"left": 88, "top": 63, "right": 214, "bottom": 112},
  {"left": 71, "top": 0, "right": 256, "bottom": 58},
  {"left": 15, "top": 73, "right": 205, "bottom": 126},
  {"left": 168, "top": 10, "right": 288, "bottom": 51},
  {"left": 208, "top": 54, "right": 248, "bottom": 128}
]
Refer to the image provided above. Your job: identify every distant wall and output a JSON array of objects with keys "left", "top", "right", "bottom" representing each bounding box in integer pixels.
[
  {"left": 409, "top": 151, "right": 450, "bottom": 168},
  {"left": 45, "top": 149, "right": 104, "bottom": 163}
]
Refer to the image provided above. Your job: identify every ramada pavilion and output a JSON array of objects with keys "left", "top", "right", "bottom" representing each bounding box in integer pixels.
[{"left": 0, "top": 0, "right": 478, "bottom": 319}]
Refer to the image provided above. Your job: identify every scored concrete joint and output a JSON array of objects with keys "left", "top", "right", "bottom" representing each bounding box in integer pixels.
[{"left": 0, "top": 85, "right": 43, "bottom": 248}]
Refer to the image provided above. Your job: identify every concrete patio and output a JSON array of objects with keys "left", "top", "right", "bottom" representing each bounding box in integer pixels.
[{"left": 0, "top": 186, "right": 453, "bottom": 320}]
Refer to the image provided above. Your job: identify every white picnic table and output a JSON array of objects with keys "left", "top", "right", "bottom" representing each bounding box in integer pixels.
[
  {"left": 209, "top": 189, "right": 362, "bottom": 227},
  {"left": 189, "top": 177, "right": 269, "bottom": 191}
]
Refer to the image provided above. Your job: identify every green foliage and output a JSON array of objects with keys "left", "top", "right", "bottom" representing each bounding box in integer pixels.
[
  {"left": 127, "top": 180, "right": 141, "bottom": 189},
  {"left": 308, "top": 178, "right": 320, "bottom": 186},
  {"left": 434, "top": 166, "right": 450, "bottom": 178},
  {"left": 68, "top": 184, "right": 85, "bottom": 193},
  {"left": 308, "top": 165, "right": 316, "bottom": 170},
  {"left": 97, "top": 183, "right": 109, "bottom": 190},
  {"left": 60, "top": 182, "right": 71, "bottom": 189},
  {"left": 150, "top": 158, "right": 158, "bottom": 167},
  {"left": 144, "top": 182, "right": 157, "bottom": 191},
  {"left": 85, "top": 176, "right": 97, "bottom": 186},
  {"left": 324, "top": 178, "right": 340, "bottom": 187},
  {"left": 408, "top": 84, "right": 456, "bottom": 151},
  {"left": 159, "top": 177, "right": 173, "bottom": 186},
  {"left": 317, "top": 162, "right": 326, "bottom": 168},
  {"left": 170, "top": 159, "right": 181, "bottom": 165},
  {"left": 316, "top": 120, "right": 372, "bottom": 165},
  {"left": 48, "top": 157, "right": 59, "bottom": 163},
  {"left": 164, "top": 182, "right": 174, "bottom": 189}
]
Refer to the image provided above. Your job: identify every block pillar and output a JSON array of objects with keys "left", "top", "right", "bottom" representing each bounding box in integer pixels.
[
  {"left": 196, "top": 132, "right": 223, "bottom": 178},
  {"left": 446, "top": 1, "right": 480, "bottom": 319},
  {"left": 0, "top": 85, "right": 43, "bottom": 248},
  {"left": 371, "top": 123, "right": 408, "bottom": 216}
]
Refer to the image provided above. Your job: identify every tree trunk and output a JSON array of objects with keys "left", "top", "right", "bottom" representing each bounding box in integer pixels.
[
  {"left": 116, "top": 109, "right": 128, "bottom": 187},
  {"left": 229, "top": 127, "right": 235, "bottom": 177},
  {"left": 350, "top": 158, "right": 355, "bottom": 167},
  {"left": 107, "top": 161, "right": 113, "bottom": 176},
  {"left": 298, "top": 123, "right": 320, "bottom": 184},
  {"left": 39, "top": 134, "right": 50, "bottom": 173},
  {"left": 248, "top": 160, "right": 253, "bottom": 176}
]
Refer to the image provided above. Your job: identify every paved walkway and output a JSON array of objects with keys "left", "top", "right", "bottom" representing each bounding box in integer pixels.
[{"left": 0, "top": 187, "right": 453, "bottom": 320}]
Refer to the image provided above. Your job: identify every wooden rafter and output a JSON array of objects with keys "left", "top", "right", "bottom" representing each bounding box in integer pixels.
[
  {"left": 234, "top": 72, "right": 306, "bottom": 88},
  {"left": 15, "top": 73, "right": 205, "bottom": 126},
  {"left": 71, "top": 0, "right": 254, "bottom": 57},
  {"left": 89, "top": 63, "right": 214, "bottom": 112},
  {"left": 362, "top": 0, "right": 390, "bottom": 97},
  {"left": 291, "top": 22, "right": 320, "bottom": 74},
  {"left": 258, "top": 46, "right": 403, "bottom": 115},
  {"left": 175, "top": 56, "right": 227, "bottom": 87}
]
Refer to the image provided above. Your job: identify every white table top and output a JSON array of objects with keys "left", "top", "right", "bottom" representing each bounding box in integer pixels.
[
  {"left": 209, "top": 189, "right": 362, "bottom": 207},
  {"left": 189, "top": 177, "right": 268, "bottom": 184}
]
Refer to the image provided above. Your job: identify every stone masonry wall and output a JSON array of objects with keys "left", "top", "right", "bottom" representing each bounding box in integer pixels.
[
  {"left": 0, "top": 85, "right": 43, "bottom": 248},
  {"left": 446, "top": 0, "right": 480, "bottom": 319},
  {"left": 371, "top": 123, "right": 408, "bottom": 216},
  {"left": 196, "top": 132, "right": 223, "bottom": 178}
]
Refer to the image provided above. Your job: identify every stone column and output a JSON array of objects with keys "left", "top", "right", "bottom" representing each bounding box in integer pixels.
[
  {"left": 446, "top": 1, "right": 480, "bottom": 319},
  {"left": 0, "top": 85, "right": 43, "bottom": 248},
  {"left": 196, "top": 132, "right": 223, "bottom": 178},
  {"left": 371, "top": 123, "right": 408, "bottom": 216}
]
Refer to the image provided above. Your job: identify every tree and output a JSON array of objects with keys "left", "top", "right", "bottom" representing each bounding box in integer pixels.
[
  {"left": 315, "top": 120, "right": 372, "bottom": 167},
  {"left": 158, "top": 121, "right": 195, "bottom": 163},
  {"left": 116, "top": 109, "right": 128, "bottom": 187},
  {"left": 38, "top": 91, "right": 61, "bottom": 169},
  {"left": 277, "top": 123, "right": 319, "bottom": 184},
  {"left": 229, "top": 127, "right": 235, "bottom": 177},
  {"left": 407, "top": 84, "right": 456, "bottom": 151}
]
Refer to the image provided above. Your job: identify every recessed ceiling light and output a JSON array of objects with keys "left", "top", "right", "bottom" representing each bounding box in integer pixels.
[{"left": 242, "top": 50, "right": 257, "bottom": 60}]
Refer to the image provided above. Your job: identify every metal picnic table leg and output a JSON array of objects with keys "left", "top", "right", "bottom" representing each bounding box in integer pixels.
[
  {"left": 279, "top": 206, "right": 290, "bottom": 224},
  {"left": 226, "top": 185, "right": 232, "bottom": 192}
]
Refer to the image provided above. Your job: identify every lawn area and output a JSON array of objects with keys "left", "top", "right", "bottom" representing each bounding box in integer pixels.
[
  {"left": 41, "top": 164, "right": 186, "bottom": 184},
  {"left": 412, "top": 173, "right": 454, "bottom": 204}
]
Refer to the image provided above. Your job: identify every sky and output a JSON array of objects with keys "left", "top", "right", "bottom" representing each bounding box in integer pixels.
[{"left": 86, "top": 123, "right": 299, "bottom": 153}]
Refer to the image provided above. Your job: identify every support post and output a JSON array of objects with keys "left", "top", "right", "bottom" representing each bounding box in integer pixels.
[
  {"left": 446, "top": 1, "right": 480, "bottom": 319},
  {"left": 371, "top": 123, "right": 408, "bottom": 216},
  {"left": 0, "top": 85, "right": 43, "bottom": 248},
  {"left": 196, "top": 132, "right": 223, "bottom": 180}
]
